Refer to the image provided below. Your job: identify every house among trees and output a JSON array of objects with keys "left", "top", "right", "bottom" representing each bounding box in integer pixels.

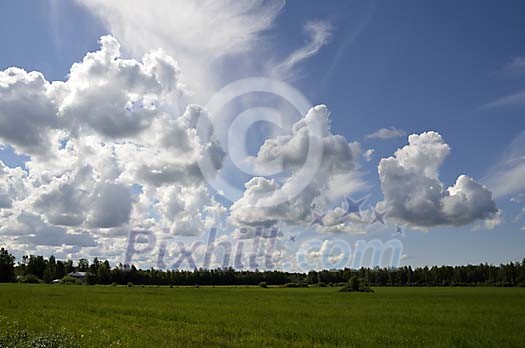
[
  {"left": 1, "top": 248, "right": 525, "bottom": 287},
  {"left": 67, "top": 271, "right": 87, "bottom": 279},
  {"left": 64, "top": 271, "right": 88, "bottom": 284}
]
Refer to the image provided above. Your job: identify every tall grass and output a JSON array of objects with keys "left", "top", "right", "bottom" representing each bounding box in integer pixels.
[{"left": 1, "top": 285, "right": 524, "bottom": 347}]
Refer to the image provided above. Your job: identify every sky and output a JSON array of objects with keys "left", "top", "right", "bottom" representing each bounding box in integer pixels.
[{"left": 0, "top": 0, "right": 524, "bottom": 270}]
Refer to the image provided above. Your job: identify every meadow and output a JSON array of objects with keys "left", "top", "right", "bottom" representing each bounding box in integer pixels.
[{"left": 0, "top": 285, "right": 524, "bottom": 347}]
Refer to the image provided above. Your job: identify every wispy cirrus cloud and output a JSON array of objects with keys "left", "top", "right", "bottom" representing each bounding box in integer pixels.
[
  {"left": 498, "top": 56, "right": 525, "bottom": 77},
  {"left": 483, "top": 131, "right": 525, "bottom": 199},
  {"left": 481, "top": 90, "right": 525, "bottom": 110},
  {"left": 271, "top": 20, "right": 332, "bottom": 79},
  {"left": 76, "top": 0, "right": 285, "bottom": 101},
  {"left": 482, "top": 56, "right": 525, "bottom": 109}
]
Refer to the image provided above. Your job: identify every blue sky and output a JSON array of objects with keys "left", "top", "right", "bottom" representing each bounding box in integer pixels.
[{"left": 1, "top": 1, "right": 524, "bottom": 268}]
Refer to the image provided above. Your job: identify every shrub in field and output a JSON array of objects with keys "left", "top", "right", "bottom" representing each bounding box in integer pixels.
[
  {"left": 17, "top": 274, "right": 41, "bottom": 284},
  {"left": 281, "top": 282, "right": 308, "bottom": 288},
  {"left": 111, "top": 282, "right": 118, "bottom": 286},
  {"left": 258, "top": 281, "right": 268, "bottom": 288},
  {"left": 127, "top": 282, "right": 134, "bottom": 287},
  {"left": 340, "top": 276, "right": 374, "bottom": 293},
  {"left": 349, "top": 276, "right": 361, "bottom": 291}
]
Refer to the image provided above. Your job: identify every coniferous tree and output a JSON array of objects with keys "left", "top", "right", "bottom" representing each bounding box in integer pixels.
[{"left": 0, "top": 248, "right": 15, "bottom": 282}]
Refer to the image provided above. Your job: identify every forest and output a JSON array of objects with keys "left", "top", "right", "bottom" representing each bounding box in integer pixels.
[{"left": 1, "top": 247, "right": 525, "bottom": 287}]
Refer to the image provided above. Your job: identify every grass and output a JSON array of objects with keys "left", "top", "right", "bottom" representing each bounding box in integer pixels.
[{"left": 1, "top": 284, "right": 524, "bottom": 347}]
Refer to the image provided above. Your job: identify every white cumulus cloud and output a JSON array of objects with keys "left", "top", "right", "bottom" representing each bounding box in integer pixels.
[
  {"left": 0, "top": 36, "right": 226, "bottom": 258},
  {"left": 229, "top": 105, "right": 366, "bottom": 229},
  {"left": 377, "top": 131, "right": 498, "bottom": 227}
]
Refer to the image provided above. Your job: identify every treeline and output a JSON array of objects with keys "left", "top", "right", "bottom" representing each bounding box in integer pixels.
[
  {"left": 1, "top": 248, "right": 525, "bottom": 287},
  {"left": 309, "top": 262, "right": 525, "bottom": 287}
]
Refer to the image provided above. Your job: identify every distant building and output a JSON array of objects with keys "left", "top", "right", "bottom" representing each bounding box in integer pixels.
[{"left": 67, "top": 271, "right": 87, "bottom": 279}]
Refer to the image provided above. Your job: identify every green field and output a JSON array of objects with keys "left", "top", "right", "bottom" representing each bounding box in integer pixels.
[{"left": 1, "top": 285, "right": 524, "bottom": 347}]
